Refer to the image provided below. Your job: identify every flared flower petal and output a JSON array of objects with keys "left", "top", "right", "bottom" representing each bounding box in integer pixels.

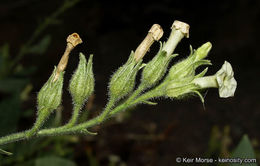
[{"left": 216, "top": 61, "right": 237, "bottom": 98}]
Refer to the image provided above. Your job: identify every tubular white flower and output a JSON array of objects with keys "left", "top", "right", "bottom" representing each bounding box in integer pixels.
[
  {"left": 162, "top": 20, "right": 190, "bottom": 56},
  {"left": 193, "top": 61, "right": 237, "bottom": 98},
  {"left": 216, "top": 61, "right": 237, "bottom": 98}
]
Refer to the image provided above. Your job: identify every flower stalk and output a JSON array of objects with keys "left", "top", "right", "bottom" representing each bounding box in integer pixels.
[{"left": 0, "top": 21, "right": 238, "bottom": 152}]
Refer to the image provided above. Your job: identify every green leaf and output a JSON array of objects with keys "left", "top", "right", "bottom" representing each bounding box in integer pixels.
[
  {"left": 231, "top": 135, "right": 257, "bottom": 166},
  {"left": 0, "top": 148, "right": 12, "bottom": 155},
  {"left": 143, "top": 100, "right": 157, "bottom": 105},
  {"left": 27, "top": 35, "right": 51, "bottom": 54},
  {"left": 35, "top": 156, "right": 77, "bottom": 166},
  {"left": 81, "top": 129, "right": 97, "bottom": 135}
]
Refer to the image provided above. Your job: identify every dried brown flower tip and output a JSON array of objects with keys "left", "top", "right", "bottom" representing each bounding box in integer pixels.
[
  {"left": 53, "top": 33, "right": 82, "bottom": 82},
  {"left": 134, "top": 24, "right": 164, "bottom": 62},
  {"left": 67, "top": 33, "right": 83, "bottom": 47},
  {"left": 149, "top": 24, "right": 164, "bottom": 41},
  {"left": 172, "top": 20, "right": 190, "bottom": 38}
]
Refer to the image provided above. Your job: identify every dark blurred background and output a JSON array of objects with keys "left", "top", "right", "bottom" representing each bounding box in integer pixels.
[{"left": 0, "top": 0, "right": 259, "bottom": 165}]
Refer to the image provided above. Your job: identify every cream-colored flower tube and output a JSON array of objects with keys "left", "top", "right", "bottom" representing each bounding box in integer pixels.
[{"left": 193, "top": 61, "right": 237, "bottom": 98}]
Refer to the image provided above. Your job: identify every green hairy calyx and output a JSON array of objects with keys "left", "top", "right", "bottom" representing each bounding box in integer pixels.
[{"left": 0, "top": 21, "right": 237, "bottom": 155}]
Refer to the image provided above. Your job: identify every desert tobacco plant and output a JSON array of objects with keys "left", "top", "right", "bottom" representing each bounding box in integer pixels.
[{"left": 0, "top": 20, "right": 237, "bottom": 155}]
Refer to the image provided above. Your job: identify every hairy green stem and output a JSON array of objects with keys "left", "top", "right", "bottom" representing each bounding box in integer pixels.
[
  {"left": 65, "top": 104, "right": 82, "bottom": 128},
  {"left": 0, "top": 83, "right": 163, "bottom": 146},
  {"left": 0, "top": 132, "right": 27, "bottom": 146},
  {"left": 97, "top": 98, "right": 116, "bottom": 123},
  {"left": 26, "top": 108, "right": 50, "bottom": 138},
  {"left": 110, "top": 85, "right": 163, "bottom": 115},
  {"left": 125, "top": 84, "right": 145, "bottom": 104}
]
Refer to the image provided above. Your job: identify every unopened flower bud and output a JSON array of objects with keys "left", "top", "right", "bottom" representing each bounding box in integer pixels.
[
  {"left": 194, "top": 42, "right": 212, "bottom": 61},
  {"left": 167, "top": 42, "right": 212, "bottom": 81},
  {"left": 69, "top": 53, "right": 94, "bottom": 107},
  {"left": 134, "top": 24, "right": 163, "bottom": 62}
]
